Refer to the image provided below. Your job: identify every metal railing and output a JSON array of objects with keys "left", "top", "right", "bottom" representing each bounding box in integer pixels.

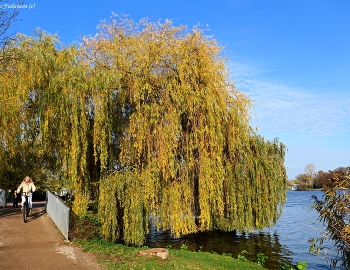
[
  {"left": 46, "top": 190, "right": 70, "bottom": 240},
  {"left": 0, "top": 189, "right": 7, "bottom": 207}
]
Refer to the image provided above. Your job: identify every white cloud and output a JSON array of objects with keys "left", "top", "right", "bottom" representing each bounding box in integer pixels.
[
  {"left": 229, "top": 61, "right": 350, "bottom": 137},
  {"left": 228, "top": 59, "right": 350, "bottom": 179}
]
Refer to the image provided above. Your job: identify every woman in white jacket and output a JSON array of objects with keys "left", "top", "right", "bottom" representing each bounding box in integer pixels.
[{"left": 17, "top": 176, "right": 36, "bottom": 214}]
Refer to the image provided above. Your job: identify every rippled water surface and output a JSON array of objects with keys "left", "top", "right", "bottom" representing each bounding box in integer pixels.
[{"left": 145, "top": 190, "right": 340, "bottom": 269}]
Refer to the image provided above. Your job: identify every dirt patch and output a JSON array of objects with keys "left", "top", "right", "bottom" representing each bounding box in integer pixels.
[{"left": 0, "top": 202, "right": 102, "bottom": 270}]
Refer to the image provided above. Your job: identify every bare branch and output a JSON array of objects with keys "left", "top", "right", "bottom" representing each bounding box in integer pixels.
[{"left": 0, "top": 0, "right": 23, "bottom": 47}]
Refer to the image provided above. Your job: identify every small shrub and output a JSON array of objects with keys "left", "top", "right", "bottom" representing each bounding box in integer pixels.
[
  {"left": 180, "top": 243, "right": 188, "bottom": 250},
  {"left": 256, "top": 253, "right": 268, "bottom": 267},
  {"left": 280, "top": 261, "right": 308, "bottom": 270},
  {"left": 237, "top": 250, "right": 250, "bottom": 262},
  {"left": 69, "top": 212, "right": 100, "bottom": 240}
]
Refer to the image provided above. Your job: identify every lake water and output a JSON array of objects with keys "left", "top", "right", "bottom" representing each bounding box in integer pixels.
[{"left": 145, "top": 190, "right": 341, "bottom": 269}]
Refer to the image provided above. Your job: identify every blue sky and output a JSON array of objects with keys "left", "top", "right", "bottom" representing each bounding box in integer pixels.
[{"left": 7, "top": 0, "right": 350, "bottom": 179}]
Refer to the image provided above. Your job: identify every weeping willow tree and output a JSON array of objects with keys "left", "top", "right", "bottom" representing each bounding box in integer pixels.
[
  {"left": 90, "top": 16, "right": 287, "bottom": 245},
  {"left": 0, "top": 16, "right": 287, "bottom": 244},
  {"left": 0, "top": 32, "right": 62, "bottom": 190},
  {"left": 0, "top": 31, "right": 99, "bottom": 214}
]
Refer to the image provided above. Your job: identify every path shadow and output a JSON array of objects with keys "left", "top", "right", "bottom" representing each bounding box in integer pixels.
[
  {"left": 0, "top": 207, "right": 22, "bottom": 218},
  {"left": 26, "top": 209, "right": 46, "bottom": 223},
  {"left": 0, "top": 202, "right": 46, "bottom": 219}
]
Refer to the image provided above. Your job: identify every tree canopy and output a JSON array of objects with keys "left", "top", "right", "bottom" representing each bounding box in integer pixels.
[{"left": 0, "top": 16, "right": 287, "bottom": 245}]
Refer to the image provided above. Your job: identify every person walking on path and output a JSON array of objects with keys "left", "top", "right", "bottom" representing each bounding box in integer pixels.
[
  {"left": 17, "top": 176, "right": 36, "bottom": 215},
  {"left": 11, "top": 190, "right": 19, "bottom": 208}
]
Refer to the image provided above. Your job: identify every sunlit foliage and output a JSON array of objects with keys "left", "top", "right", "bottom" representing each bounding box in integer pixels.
[
  {"left": 93, "top": 16, "right": 287, "bottom": 245},
  {"left": 0, "top": 16, "right": 287, "bottom": 245},
  {"left": 312, "top": 171, "right": 350, "bottom": 269},
  {"left": 0, "top": 31, "right": 95, "bottom": 213}
]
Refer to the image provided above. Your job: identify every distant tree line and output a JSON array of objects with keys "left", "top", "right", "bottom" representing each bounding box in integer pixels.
[{"left": 289, "top": 164, "right": 350, "bottom": 190}]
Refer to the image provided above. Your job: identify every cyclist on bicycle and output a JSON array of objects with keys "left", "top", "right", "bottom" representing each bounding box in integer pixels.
[{"left": 17, "top": 176, "right": 36, "bottom": 215}]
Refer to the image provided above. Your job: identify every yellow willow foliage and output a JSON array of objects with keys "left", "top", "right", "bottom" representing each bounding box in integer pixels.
[
  {"left": 99, "top": 170, "right": 147, "bottom": 245},
  {"left": 90, "top": 16, "right": 287, "bottom": 245},
  {"left": 0, "top": 18, "right": 287, "bottom": 244},
  {"left": 0, "top": 32, "right": 93, "bottom": 215}
]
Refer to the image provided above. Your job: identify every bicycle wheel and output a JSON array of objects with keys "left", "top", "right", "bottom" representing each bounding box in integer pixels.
[{"left": 23, "top": 203, "right": 28, "bottom": 223}]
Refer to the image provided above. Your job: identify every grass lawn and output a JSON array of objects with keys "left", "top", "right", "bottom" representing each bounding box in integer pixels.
[{"left": 75, "top": 239, "right": 267, "bottom": 270}]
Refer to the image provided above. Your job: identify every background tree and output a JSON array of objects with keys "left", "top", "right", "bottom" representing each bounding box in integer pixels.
[
  {"left": 304, "top": 163, "right": 316, "bottom": 178},
  {"left": 313, "top": 170, "right": 326, "bottom": 188},
  {"left": 0, "top": 32, "right": 82, "bottom": 194},
  {"left": 0, "top": 0, "right": 22, "bottom": 58},
  {"left": 296, "top": 173, "right": 313, "bottom": 187},
  {"left": 0, "top": 0, "right": 28, "bottom": 191},
  {"left": 313, "top": 169, "right": 349, "bottom": 189},
  {"left": 304, "top": 163, "right": 316, "bottom": 186}
]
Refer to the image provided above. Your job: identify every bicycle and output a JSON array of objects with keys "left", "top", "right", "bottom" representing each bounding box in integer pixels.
[{"left": 22, "top": 191, "right": 30, "bottom": 223}]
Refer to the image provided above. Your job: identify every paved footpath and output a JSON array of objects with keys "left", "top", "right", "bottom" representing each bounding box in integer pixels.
[{"left": 0, "top": 201, "right": 102, "bottom": 270}]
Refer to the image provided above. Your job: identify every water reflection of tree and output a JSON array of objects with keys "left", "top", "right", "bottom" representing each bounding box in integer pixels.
[{"left": 145, "top": 229, "right": 293, "bottom": 269}]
